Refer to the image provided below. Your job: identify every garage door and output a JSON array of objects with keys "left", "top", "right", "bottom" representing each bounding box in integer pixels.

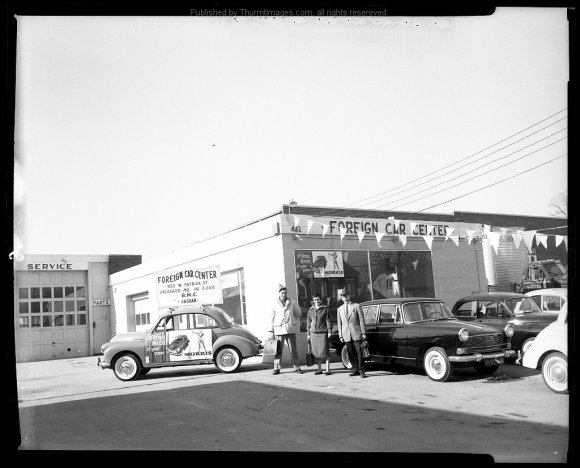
[{"left": 15, "top": 270, "right": 89, "bottom": 362}]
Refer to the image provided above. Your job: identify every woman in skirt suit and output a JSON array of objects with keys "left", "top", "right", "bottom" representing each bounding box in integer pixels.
[{"left": 306, "top": 293, "right": 333, "bottom": 375}]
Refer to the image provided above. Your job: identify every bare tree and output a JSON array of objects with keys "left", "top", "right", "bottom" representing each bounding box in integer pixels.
[{"left": 549, "top": 190, "right": 567, "bottom": 217}]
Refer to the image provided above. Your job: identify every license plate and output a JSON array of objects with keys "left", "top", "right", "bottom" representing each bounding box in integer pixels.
[{"left": 484, "top": 357, "right": 503, "bottom": 366}]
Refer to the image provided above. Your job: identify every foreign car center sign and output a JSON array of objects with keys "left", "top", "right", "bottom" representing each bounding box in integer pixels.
[{"left": 156, "top": 266, "right": 223, "bottom": 307}]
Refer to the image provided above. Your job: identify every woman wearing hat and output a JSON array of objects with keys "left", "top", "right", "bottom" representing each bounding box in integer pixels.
[{"left": 307, "top": 293, "right": 333, "bottom": 375}]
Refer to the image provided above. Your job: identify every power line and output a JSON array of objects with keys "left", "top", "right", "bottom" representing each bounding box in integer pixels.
[
  {"left": 360, "top": 123, "right": 567, "bottom": 210},
  {"left": 378, "top": 135, "right": 567, "bottom": 210},
  {"left": 412, "top": 154, "right": 567, "bottom": 213},
  {"left": 345, "top": 108, "right": 567, "bottom": 209}
]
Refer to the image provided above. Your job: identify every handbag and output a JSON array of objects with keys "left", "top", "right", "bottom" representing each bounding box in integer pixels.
[
  {"left": 306, "top": 341, "right": 314, "bottom": 366},
  {"left": 361, "top": 339, "right": 370, "bottom": 359},
  {"left": 262, "top": 337, "right": 280, "bottom": 364}
]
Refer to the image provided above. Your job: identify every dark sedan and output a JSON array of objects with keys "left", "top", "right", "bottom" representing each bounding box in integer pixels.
[
  {"left": 451, "top": 292, "right": 558, "bottom": 356},
  {"left": 329, "top": 298, "right": 516, "bottom": 382}
]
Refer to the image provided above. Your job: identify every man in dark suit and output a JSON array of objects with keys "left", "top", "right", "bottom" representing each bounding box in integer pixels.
[{"left": 337, "top": 290, "right": 367, "bottom": 378}]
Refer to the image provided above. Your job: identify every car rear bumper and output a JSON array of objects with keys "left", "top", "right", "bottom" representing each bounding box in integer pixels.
[
  {"left": 449, "top": 350, "right": 516, "bottom": 363},
  {"left": 97, "top": 357, "right": 110, "bottom": 369}
]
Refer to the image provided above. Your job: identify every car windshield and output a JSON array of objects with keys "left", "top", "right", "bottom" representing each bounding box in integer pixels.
[
  {"left": 543, "top": 262, "right": 566, "bottom": 276},
  {"left": 504, "top": 297, "right": 542, "bottom": 315},
  {"left": 402, "top": 302, "right": 454, "bottom": 323}
]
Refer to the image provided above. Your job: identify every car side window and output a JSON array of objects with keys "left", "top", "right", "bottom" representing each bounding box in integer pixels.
[
  {"left": 544, "top": 295, "right": 561, "bottom": 311},
  {"left": 193, "top": 313, "right": 218, "bottom": 328},
  {"left": 477, "top": 300, "right": 497, "bottom": 318},
  {"left": 378, "top": 304, "right": 397, "bottom": 324},
  {"left": 154, "top": 317, "right": 167, "bottom": 332},
  {"left": 530, "top": 296, "right": 541, "bottom": 308},
  {"left": 174, "top": 314, "right": 190, "bottom": 331},
  {"left": 361, "top": 306, "right": 377, "bottom": 325},
  {"left": 498, "top": 304, "right": 511, "bottom": 318},
  {"left": 455, "top": 301, "right": 477, "bottom": 317}
]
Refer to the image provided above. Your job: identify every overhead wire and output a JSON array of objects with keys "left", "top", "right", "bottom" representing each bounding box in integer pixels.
[
  {"left": 378, "top": 134, "right": 567, "bottom": 210},
  {"left": 412, "top": 154, "right": 567, "bottom": 213},
  {"left": 310, "top": 108, "right": 567, "bottom": 219}
]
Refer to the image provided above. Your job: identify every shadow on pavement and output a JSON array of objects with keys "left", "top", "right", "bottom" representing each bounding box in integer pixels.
[{"left": 17, "top": 379, "right": 568, "bottom": 462}]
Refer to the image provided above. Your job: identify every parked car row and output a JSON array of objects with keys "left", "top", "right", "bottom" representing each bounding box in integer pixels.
[{"left": 96, "top": 290, "right": 567, "bottom": 394}]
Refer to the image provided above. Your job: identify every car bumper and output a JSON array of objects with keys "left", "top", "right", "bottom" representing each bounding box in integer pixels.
[
  {"left": 97, "top": 357, "right": 110, "bottom": 369},
  {"left": 449, "top": 350, "right": 516, "bottom": 363}
]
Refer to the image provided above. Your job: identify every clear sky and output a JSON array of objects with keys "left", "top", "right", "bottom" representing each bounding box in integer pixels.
[{"left": 14, "top": 8, "right": 569, "bottom": 261}]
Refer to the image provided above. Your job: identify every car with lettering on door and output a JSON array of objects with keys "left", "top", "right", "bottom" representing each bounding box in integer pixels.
[
  {"left": 451, "top": 292, "right": 558, "bottom": 356},
  {"left": 329, "top": 298, "right": 515, "bottom": 382},
  {"left": 98, "top": 305, "right": 262, "bottom": 381},
  {"left": 518, "top": 259, "right": 567, "bottom": 294}
]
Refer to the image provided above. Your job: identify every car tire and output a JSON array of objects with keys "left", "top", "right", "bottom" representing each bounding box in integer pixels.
[
  {"left": 423, "top": 346, "right": 453, "bottom": 382},
  {"left": 473, "top": 362, "right": 499, "bottom": 375},
  {"left": 340, "top": 345, "right": 352, "bottom": 369},
  {"left": 520, "top": 337, "right": 535, "bottom": 355},
  {"left": 113, "top": 353, "right": 142, "bottom": 381},
  {"left": 541, "top": 352, "right": 567, "bottom": 394},
  {"left": 214, "top": 346, "right": 242, "bottom": 373}
]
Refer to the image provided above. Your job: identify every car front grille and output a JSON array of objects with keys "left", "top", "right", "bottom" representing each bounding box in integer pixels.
[{"left": 468, "top": 334, "right": 503, "bottom": 348}]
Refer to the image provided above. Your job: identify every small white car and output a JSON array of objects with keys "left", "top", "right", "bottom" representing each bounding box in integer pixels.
[
  {"left": 525, "top": 287, "right": 567, "bottom": 314},
  {"left": 522, "top": 303, "right": 568, "bottom": 393}
]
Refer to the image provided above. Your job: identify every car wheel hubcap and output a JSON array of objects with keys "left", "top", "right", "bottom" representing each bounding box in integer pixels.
[
  {"left": 429, "top": 354, "right": 444, "bottom": 374},
  {"left": 221, "top": 353, "right": 235, "bottom": 367},
  {"left": 548, "top": 361, "right": 566, "bottom": 383},
  {"left": 118, "top": 359, "right": 134, "bottom": 376}
]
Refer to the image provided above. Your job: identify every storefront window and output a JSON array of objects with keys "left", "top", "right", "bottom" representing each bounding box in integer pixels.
[
  {"left": 217, "top": 268, "right": 246, "bottom": 326},
  {"left": 295, "top": 249, "right": 436, "bottom": 325},
  {"left": 42, "top": 287, "right": 52, "bottom": 298}
]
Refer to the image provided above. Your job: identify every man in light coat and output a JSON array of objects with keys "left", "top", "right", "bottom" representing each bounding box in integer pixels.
[
  {"left": 268, "top": 286, "right": 304, "bottom": 375},
  {"left": 337, "top": 290, "right": 367, "bottom": 378}
]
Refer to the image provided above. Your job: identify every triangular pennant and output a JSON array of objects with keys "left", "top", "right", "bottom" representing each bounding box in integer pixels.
[
  {"left": 394, "top": 219, "right": 400, "bottom": 230},
  {"left": 399, "top": 234, "right": 407, "bottom": 247},
  {"left": 357, "top": 231, "right": 365, "bottom": 242},
  {"left": 536, "top": 233, "right": 548, "bottom": 249},
  {"left": 293, "top": 216, "right": 300, "bottom": 228},
  {"left": 483, "top": 224, "right": 491, "bottom": 233},
  {"left": 306, "top": 219, "right": 314, "bottom": 235},
  {"left": 466, "top": 229, "right": 475, "bottom": 239},
  {"left": 450, "top": 235, "right": 459, "bottom": 247},
  {"left": 555, "top": 235, "right": 564, "bottom": 248},
  {"left": 412, "top": 260, "right": 419, "bottom": 270},
  {"left": 488, "top": 232, "right": 501, "bottom": 255},
  {"left": 467, "top": 236, "right": 473, "bottom": 245},
  {"left": 339, "top": 227, "right": 347, "bottom": 242},
  {"left": 512, "top": 233, "right": 522, "bottom": 249},
  {"left": 410, "top": 221, "right": 417, "bottom": 232},
  {"left": 445, "top": 227, "right": 455, "bottom": 237},
  {"left": 563, "top": 236, "right": 568, "bottom": 250},
  {"left": 375, "top": 231, "right": 385, "bottom": 247},
  {"left": 522, "top": 230, "right": 537, "bottom": 250},
  {"left": 321, "top": 224, "right": 329, "bottom": 237},
  {"left": 423, "top": 235, "right": 434, "bottom": 251}
]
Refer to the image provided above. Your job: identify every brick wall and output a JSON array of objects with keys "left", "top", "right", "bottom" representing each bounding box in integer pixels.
[{"left": 108, "top": 255, "right": 142, "bottom": 275}]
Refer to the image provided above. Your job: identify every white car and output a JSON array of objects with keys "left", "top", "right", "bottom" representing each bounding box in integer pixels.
[
  {"left": 522, "top": 303, "right": 567, "bottom": 393},
  {"left": 525, "top": 288, "right": 567, "bottom": 314}
]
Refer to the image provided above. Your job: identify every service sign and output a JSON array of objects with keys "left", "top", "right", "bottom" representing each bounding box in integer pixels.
[{"left": 156, "top": 266, "right": 223, "bottom": 307}]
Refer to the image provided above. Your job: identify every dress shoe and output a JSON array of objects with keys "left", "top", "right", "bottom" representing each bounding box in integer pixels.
[
  {"left": 315, "top": 370, "right": 323, "bottom": 375},
  {"left": 295, "top": 368, "right": 304, "bottom": 374},
  {"left": 360, "top": 372, "right": 367, "bottom": 378},
  {"left": 272, "top": 369, "right": 280, "bottom": 375},
  {"left": 349, "top": 371, "right": 360, "bottom": 377},
  {"left": 325, "top": 371, "right": 332, "bottom": 376}
]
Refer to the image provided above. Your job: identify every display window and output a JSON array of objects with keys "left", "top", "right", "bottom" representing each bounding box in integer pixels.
[{"left": 294, "top": 249, "right": 435, "bottom": 331}]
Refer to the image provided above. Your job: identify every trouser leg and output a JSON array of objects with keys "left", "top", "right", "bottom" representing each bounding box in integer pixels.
[
  {"left": 346, "top": 340, "right": 359, "bottom": 371},
  {"left": 285, "top": 333, "right": 300, "bottom": 369},
  {"left": 352, "top": 340, "right": 365, "bottom": 372},
  {"left": 273, "top": 336, "right": 284, "bottom": 369}
]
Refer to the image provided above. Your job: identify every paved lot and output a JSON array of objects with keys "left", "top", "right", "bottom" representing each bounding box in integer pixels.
[{"left": 13, "top": 355, "right": 570, "bottom": 462}]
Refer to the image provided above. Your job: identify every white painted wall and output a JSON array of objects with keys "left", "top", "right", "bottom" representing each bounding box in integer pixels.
[{"left": 109, "top": 215, "right": 284, "bottom": 340}]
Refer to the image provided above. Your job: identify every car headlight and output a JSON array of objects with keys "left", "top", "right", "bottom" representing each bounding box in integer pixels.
[
  {"left": 504, "top": 324, "right": 514, "bottom": 337},
  {"left": 458, "top": 328, "right": 469, "bottom": 342}
]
